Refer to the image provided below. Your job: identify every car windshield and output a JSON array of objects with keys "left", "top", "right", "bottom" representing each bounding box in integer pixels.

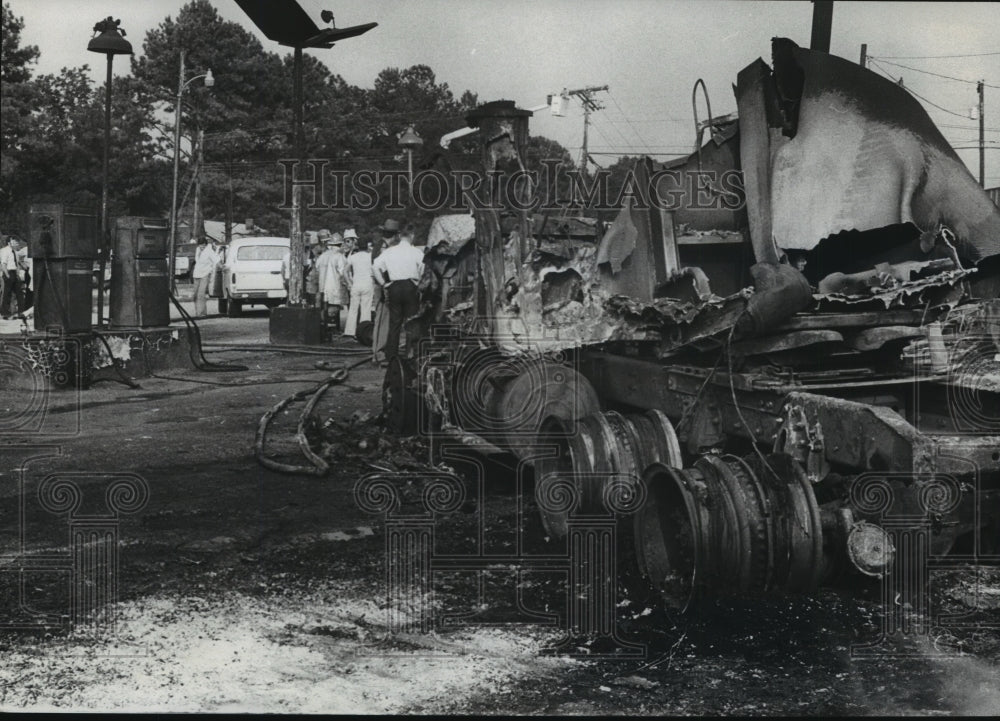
[{"left": 237, "top": 245, "right": 286, "bottom": 261}]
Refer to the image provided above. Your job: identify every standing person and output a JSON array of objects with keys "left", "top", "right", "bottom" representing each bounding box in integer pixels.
[
  {"left": 343, "top": 232, "right": 373, "bottom": 338},
  {"left": 373, "top": 222, "right": 424, "bottom": 363},
  {"left": 0, "top": 235, "right": 26, "bottom": 319},
  {"left": 342, "top": 227, "right": 358, "bottom": 258},
  {"left": 317, "top": 230, "right": 348, "bottom": 335},
  {"left": 304, "top": 231, "right": 327, "bottom": 307},
  {"left": 0, "top": 236, "right": 7, "bottom": 316},
  {"left": 13, "top": 237, "right": 31, "bottom": 311},
  {"left": 191, "top": 236, "right": 221, "bottom": 318},
  {"left": 370, "top": 219, "right": 399, "bottom": 364}
]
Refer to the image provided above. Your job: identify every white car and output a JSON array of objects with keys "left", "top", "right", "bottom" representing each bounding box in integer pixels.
[{"left": 217, "top": 236, "right": 289, "bottom": 317}]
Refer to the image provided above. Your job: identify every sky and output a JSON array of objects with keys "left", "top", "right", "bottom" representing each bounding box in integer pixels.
[{"left": 9, "top": 0, "right": 1000, "bottom": 184}]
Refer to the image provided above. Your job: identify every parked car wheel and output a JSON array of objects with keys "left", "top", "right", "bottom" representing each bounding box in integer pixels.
[{"left": 226, "top": 299, "right": 243, "bottom": 318}]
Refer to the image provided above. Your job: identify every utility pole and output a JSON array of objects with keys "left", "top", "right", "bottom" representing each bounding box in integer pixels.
[
  {"left": 978, "top": 80, "right": 985, "bottom": 187},
  {"left": 193, "top": 128, "right": 204, "bottom": 241},
  {"left": 859, "top": 43, "right": 867, "bottom": 68},
  {"left": 289, "top": 44, "right": 304, "bottom": 305},
  {"left": 564, "top": 85, "right": 608, "bottom": 173},
  {"left": 560, "top": 84, "right": 608, "bottom": 204}
]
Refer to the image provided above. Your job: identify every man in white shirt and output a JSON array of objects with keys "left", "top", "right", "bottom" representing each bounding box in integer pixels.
[
  {"left": 0, "top": 235, "right": 25, "bottom": 318},
  {"left": 342, "top": 229, "right": 373, "bottom": 338},
  {"left": 191, "top": 237, "right": 222, "bottom": 317},
  {"left": 372, "top": 222, "right": 424, "bottom": 362}
]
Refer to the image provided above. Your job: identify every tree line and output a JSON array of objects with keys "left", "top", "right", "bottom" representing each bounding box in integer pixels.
[{"left": 1, "top": 0, "right": 605, "bottom": 241}]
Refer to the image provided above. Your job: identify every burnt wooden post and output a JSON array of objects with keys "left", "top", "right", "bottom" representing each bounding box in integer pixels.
[{"left": 464, "top": 101, "right": 533, "bottom": 337}]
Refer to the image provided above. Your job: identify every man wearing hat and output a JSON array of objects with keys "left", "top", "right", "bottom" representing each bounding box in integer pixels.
[
  {"left": 342, "top": 227, "right": 359, "bottom": 257},
  {"left": 303, "top": 230, "right": 328, "bottom": 307},
  {"left": 373, "top": 219, "right": 424, "bottom": 363},
  {"left": 192, "top": 236, "right": 223, "bottom": 317},
  {"left": 316, "top": 230, "right": 348, "bottom": 335}
]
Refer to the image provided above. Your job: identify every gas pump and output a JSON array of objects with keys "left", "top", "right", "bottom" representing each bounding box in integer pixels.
[
  {"left": 110, "top": 216, "right": 170, "bottom": 328},
  {"left": 28, "top": 204, "right": 98, "bottom": 333}
]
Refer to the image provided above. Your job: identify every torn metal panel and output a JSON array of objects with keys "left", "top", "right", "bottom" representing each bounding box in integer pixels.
[
  {"left": 816, "top": 257, "right": 957, "bottom": 295},
  {"left": 816, "top": 267, "right": 976, "bottom": 310},
  {"left": 658, "top": 119, "right": 747, "bottom": 234},
  {"left": 596, "top": 156, "right": 681, "bottom": 297},
  {"left": 426, "top": 213, "right": 475, "bottom": 256},
  {"left": 532, "top": 214, "right": 599, "bottom": 239},
  {"left": 738, "top": 38, "right": 1000, "bottom": 268},
  {"left": 736, "top": 58, "right": 781, "bottom": 265}
]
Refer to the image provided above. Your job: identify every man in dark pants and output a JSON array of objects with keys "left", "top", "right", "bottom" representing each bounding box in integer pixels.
[
  {"left": 372, "top": 222, "right": 424, "bottom": 363},
  {"left": 0, "top": 235, "right": 26, "bottom": 318}
]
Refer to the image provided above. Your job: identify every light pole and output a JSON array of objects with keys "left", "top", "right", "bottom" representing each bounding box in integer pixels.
[
  {"left": 87, "top": 17, "right": 132, "bottom": 327},
  {"left": 168, "top": 49, "right": 214, "bottom": 290},
  {"left": 397, "top": 125, "right": 423, "bottom": 203},
  {"left": 234, "top": 0, "right": 376, "bottom": 314}
]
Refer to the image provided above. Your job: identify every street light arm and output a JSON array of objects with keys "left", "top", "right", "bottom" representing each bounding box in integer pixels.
[{"left": 181, "top": 71, "right": 213, "bottom": 92}]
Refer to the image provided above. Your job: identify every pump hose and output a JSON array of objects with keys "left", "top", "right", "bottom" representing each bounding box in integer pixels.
[
  {"left": 255, "top": 355, "right": 370, "bottom": 475},
  {"left": 168, "top": 291, "right": 248, "bottom": 372}
]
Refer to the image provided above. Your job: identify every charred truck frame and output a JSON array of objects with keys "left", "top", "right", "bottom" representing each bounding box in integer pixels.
[{"left": 389, "top": 38, "right": 1000, "bottom": 612}]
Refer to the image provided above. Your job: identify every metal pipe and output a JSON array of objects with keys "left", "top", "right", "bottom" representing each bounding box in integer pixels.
[
  {"left": 979, "top": 80, "right": 986, "bottom": 187},
  {"left": 810, "top": 0, "right": 834, "bottom": 53},
  {"left": 288, "top": 45, "right": 305, "bottom": 305},
  {"left": 168, "top": 50, "right": 184, "bottom": 294},
  {"left": 96, "top": 53, "right": 113, "bottom": 327}
]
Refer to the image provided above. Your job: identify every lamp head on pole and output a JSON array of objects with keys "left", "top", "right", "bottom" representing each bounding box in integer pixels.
[
  {"left": 397, "top": 125, "right": 423, "bottom": 150},
  {"left": 88, "top": 17, "right": 133, "bottom": 56},
  {"left": 203, "top": 69, "right": 215, "bottom": 88}
]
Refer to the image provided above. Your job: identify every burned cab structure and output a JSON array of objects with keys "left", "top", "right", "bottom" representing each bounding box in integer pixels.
[{"left": 393, "top": 39, "right": 1000, "bottom": 611}]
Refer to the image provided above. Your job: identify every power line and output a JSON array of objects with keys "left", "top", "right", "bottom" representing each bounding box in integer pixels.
[
  {"left": 873, "top": 52, "right": 1000, "bottom": 60},
  {"left": 939, "top": 123, "right": 1000, "bottom": 132},
  {"left": 590, "top": 104, "right": 641, "bottom": 156},
  {"left": 869, "top": 57, "right": 1000, "bottom": 89},
  {"left": 869, "top": 62, "right": 971, "bottom": 118},
  {"left": 588, "top": 145, "right": 695, "bottom": 150},
  {"left": 587, "top": 151, "right": 686, "bottom": 157},
  {"left": 608, "top": 90, "right": 654, "bottom": 153},
  {"left": 603, "top": 118, "right": 694, "bottom": 124},
  {"left": 586, "top": 118, "right": 630, "bottom": 161}
]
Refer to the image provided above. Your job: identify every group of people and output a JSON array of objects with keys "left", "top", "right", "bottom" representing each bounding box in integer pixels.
[
  {"left": 0, "top": 234, "right": 32, "bottom": 319},
  {"left": 288, "top": 218, "right": 424, "bottom": 364}
]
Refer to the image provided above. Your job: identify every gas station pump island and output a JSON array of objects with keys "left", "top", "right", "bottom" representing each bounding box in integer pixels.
[{"left": 15, "top": 203, "right": 187, "bottom": 388}]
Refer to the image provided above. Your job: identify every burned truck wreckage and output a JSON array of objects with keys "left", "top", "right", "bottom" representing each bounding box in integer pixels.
[{"left": 390, "top": 39, "right": 1000, "bottom": 611}]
